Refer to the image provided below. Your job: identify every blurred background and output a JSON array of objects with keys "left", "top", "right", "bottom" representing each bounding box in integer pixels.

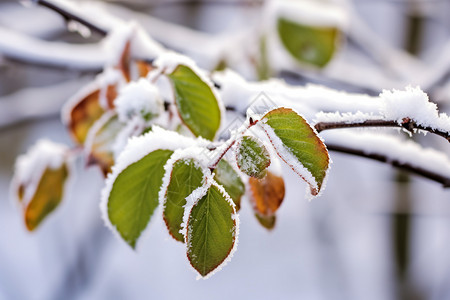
[{"left": 1, "top": 0, "right": 450, "bottom": 299}]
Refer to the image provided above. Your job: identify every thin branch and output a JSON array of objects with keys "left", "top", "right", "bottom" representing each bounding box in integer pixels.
[
  {"left": 327, "top": 143, "right": 450, "bottom": 188},
  {"left": 315, "top": 118, "right": 450, "bottom": 143},
  {"left": 36, "top": 0, "right": 108, "bottom": 36}
]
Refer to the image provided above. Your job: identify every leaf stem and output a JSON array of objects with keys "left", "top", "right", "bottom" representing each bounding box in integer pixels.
[{"left": 208, "top": 120, "right": 257, "bottom": 171}]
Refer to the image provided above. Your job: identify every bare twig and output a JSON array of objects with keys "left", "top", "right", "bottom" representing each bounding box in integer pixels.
[{"left": 315, "top": 118, "right": 450, "bottom": 143}]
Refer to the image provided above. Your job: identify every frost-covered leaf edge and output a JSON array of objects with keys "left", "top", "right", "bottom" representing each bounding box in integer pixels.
[
  {"left": 258, "top": 107, "right": 331, "bottom": 199},
  {"left": 158, "top": 147, "right": 211, "bottom": 242},
  {"left": 10, "top": 140, "right": 74, "bottom": 231},
  {"left": 181, "top": 178, "right": 239, "bottom": 280},
  {"left": 154, "top": 53, "right": 225, "bottom": 141},
  {"left": 235, "top": 135, "right": 271, "bottom": 179},
  {"left": 100, "top": 127, "right": 207, "bottom": 249}
]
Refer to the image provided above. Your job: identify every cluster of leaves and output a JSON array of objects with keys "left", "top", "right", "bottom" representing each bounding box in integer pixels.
[
  {"left": 102, "top": 104, "right": 329, "bottom": 278},
  {"left": 11, "top": 33, "right": 330, "bottom": 277}
]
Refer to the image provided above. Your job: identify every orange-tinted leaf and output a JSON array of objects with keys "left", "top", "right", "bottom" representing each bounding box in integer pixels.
[
  {"left": 248, "top": 171, "right": 285, "bottom": 217},
  {"left": 68, "top": 90, "right": 105, "bottom": 145},
  {"left": 67, "top": 83, "right": 118, "bottom": 145},
  {"left": 136, "top": 60, "right": 155, "bottom": 78},
  {"left": 24, "top": 164, "right": 69, "bottom": 231}
]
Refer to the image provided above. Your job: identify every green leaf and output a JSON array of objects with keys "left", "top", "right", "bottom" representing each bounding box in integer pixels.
[
  {"left": 107, "top": 149, "right": 173, "bottom": 248},
  {"left": 24, "top": 164, "right": 69, "bottom": 231},
  {"left": 186, "top": 184, "right": 237, "bottom": 278},
  {"left": 236, "top": 136, "right": 271, "bottom": 179},
  {"left": 168, "top": 65, "right": 221, "bottom": 140},
  {"left": 260, "top": 107, "right": 329, "bottom": 195},
  {"left": 254, "top": 213, "right": 276, "bottom": 230},
  {"left": 163, "top": 159, "right": 204, "bottom": 242},
  {"left": 277, "top": 18, "right": 339, "bottom": 68},
  {"left": 87, "top": 113, "right": 124, "bottom": 176},
  {"left": 214, "top": 159, "right": 245, "bottom": 211},
  {"left": 213, "top": 59, "right": 227, "bottom": 72}
]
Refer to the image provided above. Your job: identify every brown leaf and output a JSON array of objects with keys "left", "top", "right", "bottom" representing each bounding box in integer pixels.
[
  {"left": 24, "top": 164, "right": 69, "bottom": 231},
  {"left": 249, "top": 171, "right": 285, "bottom": 217}
]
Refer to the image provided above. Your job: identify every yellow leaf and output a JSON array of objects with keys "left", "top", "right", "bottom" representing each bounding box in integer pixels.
[{"left": 24, "top": 165, "right": 69, "bottom": 231}]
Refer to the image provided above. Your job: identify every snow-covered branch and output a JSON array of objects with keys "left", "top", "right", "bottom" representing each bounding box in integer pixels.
[
  {"left": 214, "top": 71, "right": 450, "bottom": 186},
  {"left": 36, "top": 0, "right": 108, "bottom": 36},
  {"left": 315, "top": 119, "right": 450, "bottom": 142}
]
